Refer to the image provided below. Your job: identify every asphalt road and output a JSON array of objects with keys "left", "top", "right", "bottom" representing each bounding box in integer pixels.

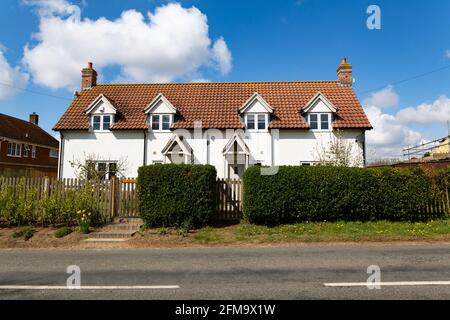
[{"left": 1, "top": 243, "right": 450, "bottom": 299}]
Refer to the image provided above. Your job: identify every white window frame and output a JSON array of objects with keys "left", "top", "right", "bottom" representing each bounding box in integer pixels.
[
  {"left": 91, "top": 114, "right": 113, "bottom": 132},
  {"left": 150, "top": 114, "right": 173, "bottom": 132},
  {"left": 7, "top": 142, "right": 21, "bottom": 157},
  {"left": 31, "top": 145, "right": 36, "bottom": 158},
  {"left": 245, "top": 113, "right": 268, "bottom": 132},
  {"left": 308, "top": 113, "right": 331, "bottom": 131},
  {"left": 86, "top": 160, "right": 118, "bottom": 180},
  {"left": 23, "top": 144, "right": 29, "bottom": 157},
  {"left": 49, "top": 149, "right": 58, "bottom": 158}
]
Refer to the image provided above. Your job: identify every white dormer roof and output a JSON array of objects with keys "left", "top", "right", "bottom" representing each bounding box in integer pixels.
[
  {"left": 223, "top": 132, "right": 250, "bottom": 155},
  {"left": 302, "top": 92, "right": 337, "bottom": 113},
  {"left": 239, "top": 93, "right": 274, "bottom": 114},
  {"left": 85, "top": 94, "right": 118, "bottom": 115},
  {"left": 144, "top": 93, "right": 177, "bottom": 114}
]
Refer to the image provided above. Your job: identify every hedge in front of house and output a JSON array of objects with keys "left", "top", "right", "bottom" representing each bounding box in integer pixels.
[
  {"left": 243, "top": 166, "right": 445, "bottom": 225},
  {"left": 137, "top": 164, "right": 217, "bottom": 228}
]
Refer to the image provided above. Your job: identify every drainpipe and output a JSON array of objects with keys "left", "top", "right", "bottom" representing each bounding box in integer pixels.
[
  {"left": 143, "top": 130, "right": 147, "bottom": 166},
  {"left": 58, "top": 132, "right": 64, "bottom": 179}
]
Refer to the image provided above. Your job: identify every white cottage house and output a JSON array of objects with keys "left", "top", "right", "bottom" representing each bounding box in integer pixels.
[{"left": 54, "top": 59, "right": 372, "bottom": 179}]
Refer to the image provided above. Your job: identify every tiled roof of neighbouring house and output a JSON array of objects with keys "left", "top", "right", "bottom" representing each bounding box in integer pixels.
[
  {"left": 53, "top": 81, "right": 372, "bottom": 131},
  {"left": 0, "top": 113, "right": 59, "bottom": 148}
]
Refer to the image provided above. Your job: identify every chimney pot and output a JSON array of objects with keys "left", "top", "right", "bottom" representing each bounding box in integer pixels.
[
  {"left": 81, "top": 62, "right": 97, "bottom": 90},
  {"left": 337, "top": 57, "right": 353, "bottom": 86},
  {"left": 29, "top": 112, "right": 39, "bottom": 126}
]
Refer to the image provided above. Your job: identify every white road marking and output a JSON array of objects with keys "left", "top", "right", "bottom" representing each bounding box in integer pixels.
[
  {"left": 0, "top": 285, "right": 179, "bottom": 290},
  {"left": 324, "top": 281, "right": 450, "bottom": 287}
]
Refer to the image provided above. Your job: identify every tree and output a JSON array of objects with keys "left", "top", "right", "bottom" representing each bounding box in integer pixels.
[
  {"left": 69, "top": 153, "right": 128, "bottom": 181},
  {"left": 314, "top": 130, "right": 363, "bottom": 167}
]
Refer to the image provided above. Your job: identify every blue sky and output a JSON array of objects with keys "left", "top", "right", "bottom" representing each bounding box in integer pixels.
[{"left": 0, "top": 0, "right": 449, "bottom": 160}]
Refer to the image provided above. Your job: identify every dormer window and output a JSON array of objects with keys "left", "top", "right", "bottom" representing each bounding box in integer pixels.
[
  {"left": 308, "top": 113, "right": 330, "bottom": 131},
  {"left": 151, "top": 114, "right": 172, "bottom": 131},
  {"left": 144, "top": 93, "right": 178, "bottom": 132},
  {"left": 245, "top": 114, "right": 268, "bottom": 131},
  {"left": 302, "top": 92, "right": 337, "bottom": 132},
  {"left": 240, "top": 93, "right": 273, "bottom": 132},
  {"left": 85, "top": 94, "right": 118, "bottom": 132},
  {"left": 92, "top": 115, "right": 113, "bottom": 131}
]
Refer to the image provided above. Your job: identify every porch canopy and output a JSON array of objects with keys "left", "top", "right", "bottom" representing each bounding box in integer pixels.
[
  {"left": 161, "top": 133, "right": 192, "bottom": 164},
  {"left": 222, "top": 132, "right": 250, "bottom": 168}
]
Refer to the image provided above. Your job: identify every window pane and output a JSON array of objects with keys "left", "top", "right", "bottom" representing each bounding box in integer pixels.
[
  {"left": 103, "top": 115, "right": 111, "bottom": 130},
  {"left": 309, "top": 114, "right": 318, "bottom": 130},
  {"left": 247, "top": 115, "right": 255, "bottom": 130},
  {"left": 258, "top": 115, "right": 266, "bottom": 130},
  {"left": 320, "top": 114, "right": 329, "bottom": 130},
  {"left": 162, "top": 115, "right": 171, "bottom": 130},
  {"left": 32, "top": 146, "right": 36, "bottom": 158},
  {"left": 93, "top": 116, "right": 101, "bottom": 130},
  {"left": 151, "top": 115, "right": 160, "bottom": 130}
]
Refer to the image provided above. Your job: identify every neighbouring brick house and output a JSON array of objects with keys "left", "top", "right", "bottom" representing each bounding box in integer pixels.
[{"left": 0, "top": 113, "right": 59, "bottom": 178}]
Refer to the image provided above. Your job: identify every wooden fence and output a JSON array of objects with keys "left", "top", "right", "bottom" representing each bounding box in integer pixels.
[
  {"left": 2, "top": 176, "right": 448, "bottom": 223},
  {"left": 0, "top": 176, "right": 243, "bottom": 221}
]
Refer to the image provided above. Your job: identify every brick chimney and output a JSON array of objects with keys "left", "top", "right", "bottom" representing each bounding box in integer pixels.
[
  {"left": 81, "top": 62, "right": 97, "bottom": 90},
  {"left": 337, "top": 57, "right": 353, "bottom": 86},
  {"left": 29, "top": 112, "right": 39, "bottom": 126}
]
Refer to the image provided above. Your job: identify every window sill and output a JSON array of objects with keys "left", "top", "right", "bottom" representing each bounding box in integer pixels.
[{"left": 7, "top": 155, "right": 21, "bottom": 158}]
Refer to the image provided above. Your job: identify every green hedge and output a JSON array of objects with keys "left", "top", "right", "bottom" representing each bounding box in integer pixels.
[
  {"left": 137, "top": 164, "right": 217, "bottom": 228},
  {"left": 243, "top": 166, "right": 447, "bottom": 225}
]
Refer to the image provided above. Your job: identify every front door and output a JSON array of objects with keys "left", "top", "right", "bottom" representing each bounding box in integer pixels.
[{"left": 228, "top": 164, "right": 245, "bottom": 179}]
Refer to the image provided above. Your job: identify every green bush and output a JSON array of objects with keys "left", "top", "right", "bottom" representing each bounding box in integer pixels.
[
  {"left": 54, "top": 226, "right": 73, "bottom": 238},
  {"left": 0, "top": 179, "right": 103, "bottom": 227},
  {"left": 12, "top": 227, "right": 35, "bottom": 241},
  {"left": 243, "top": 166, "right": 447, "bottom": 225},
  {"left": 137, "top": 164, "right": 217, "bottom": 228}
]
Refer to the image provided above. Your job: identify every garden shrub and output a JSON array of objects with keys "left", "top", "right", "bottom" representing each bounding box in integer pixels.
[
  {"left": 137, "top": 164, "right": 217, "bottom": 228},
  {"left": 243, "top": 166, "right": 447, "bottom": 225},
  {"left": 54, "top": 226, "right": 73, "bottom": 238}
]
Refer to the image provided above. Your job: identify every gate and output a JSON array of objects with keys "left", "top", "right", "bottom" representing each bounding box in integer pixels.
[{"left": 216, "top": 178, "right": 243, "bottom": 220}]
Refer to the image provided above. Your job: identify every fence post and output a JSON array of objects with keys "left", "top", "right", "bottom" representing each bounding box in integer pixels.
[{"left": 110, "top": 176, "right": 117, "bottom": 221}]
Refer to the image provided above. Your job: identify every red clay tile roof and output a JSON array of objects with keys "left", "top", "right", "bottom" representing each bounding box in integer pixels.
[
  {"left": 0, "top": 113, "right": 59, "bottom": 148},
  {"left": 53, "top": 81, "right": 372, "bottom": 131}
]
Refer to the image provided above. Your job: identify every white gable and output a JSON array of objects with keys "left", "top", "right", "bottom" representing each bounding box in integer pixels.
[
  {"left": 244, "top": 99, "right": 270, "bottom": 113},
  {"left": 144, "top": 93, "right": 177, "bottom": 114},
  {"left": 150, "top": 100, "right": 176, "bottom": 114},
  {"left": 85, "top": 95, "right": 118, "bottom": 115},
  {"left": 307, "top": 99, "right": 333, "bottom": 113},
  {"left": 239, "top": 93, "right": 273, "bottom": 114},
  {"left": 302, "top": 92, "right": 337, "bottom": 114}
]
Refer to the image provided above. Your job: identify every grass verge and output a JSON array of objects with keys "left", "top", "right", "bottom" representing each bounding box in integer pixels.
[{"left": 192, "top": 220, "right": 450, "bottom": 243}]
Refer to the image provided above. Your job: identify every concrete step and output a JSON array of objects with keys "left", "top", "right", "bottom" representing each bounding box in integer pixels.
[
  {"left": 113, "top": 217, "right": 143, "bottom": 224},
  {"left": 88, "top": 230, "right": 137, "bottom": 239},
  {"left": 102, "top": 223, "right": 142, "bottom": 231}
]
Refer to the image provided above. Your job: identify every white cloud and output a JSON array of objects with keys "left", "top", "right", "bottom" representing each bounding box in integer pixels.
[
  {"left": 211, "top": 37, "right": 232, "bottom": 75},
  {"left": 396, "top": 95, "right": 450, "bottom": 124},
  {"left": 0, "top": 48, "right": 29, "bottom": 100},
  {"left": 22, "top": 0, "right": 80, "bottom": 19},
  {"left": 364, "top": 85, "right": 399, "bottom": 109},
  {"left": 364, "top": 105, "right": 423, "bottom": 160},
  {"left": 363, "top": 85, "right": 424, "bottom": 160},
  {"left": 22, "top": 1, "right": 232, "bottom": 89}
]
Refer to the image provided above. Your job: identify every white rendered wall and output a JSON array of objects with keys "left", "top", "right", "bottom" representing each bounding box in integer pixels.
[
  {"left": 61, "top": 128, "right": 365, "bottom": 179},
  {"left": 61, "top": 130, "right": 145, "bottom": 178}
]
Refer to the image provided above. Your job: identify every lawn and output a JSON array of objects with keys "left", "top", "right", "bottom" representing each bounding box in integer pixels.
[{"left": 191, "top": 220, "right": 450, "bottom": 244}]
